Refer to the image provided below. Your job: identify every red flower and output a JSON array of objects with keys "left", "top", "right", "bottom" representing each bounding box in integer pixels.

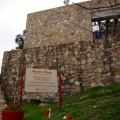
[
  {"left": 15, "top": 103, "right": 18, "bottom": 107},
  {"left": 7, "top": 101, "right": 22, "bottom": 111},
  {"left": 44, "top": 110, "right": 50, "bottom": 115},
  {"left": 67, "top": 115, "right": 74, "bottom": 120}
]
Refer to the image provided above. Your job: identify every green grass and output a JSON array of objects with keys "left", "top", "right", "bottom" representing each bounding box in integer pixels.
[{"left": 5, "top": 84, "right": 120, "bottom": 120}]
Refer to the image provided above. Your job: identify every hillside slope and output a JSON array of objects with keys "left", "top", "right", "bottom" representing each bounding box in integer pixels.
[{"left": 21, "top": 84, "right": 120, "bottom": 120}]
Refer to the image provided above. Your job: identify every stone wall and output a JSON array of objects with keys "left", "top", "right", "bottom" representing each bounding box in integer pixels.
[
  {"left": 24, "top": 0, "right": 120, "bottom": 49},
  {"left": 1, "top": 40, "right": 120, "bottom": 102},
  {"left": 1, "top": 0, "right": 120, "bottom": 102},
  {"left": 91, "top": 0, "right": 120, "bottom": 21},
  {"left": 24, "top": 1, "right": 92, "bottom": 48},
  {"left": 91, "top": 0, "right": 120, "bottom": 12},
  {"left": 0, "top": 86, "right": 7, "bottom": 120}
]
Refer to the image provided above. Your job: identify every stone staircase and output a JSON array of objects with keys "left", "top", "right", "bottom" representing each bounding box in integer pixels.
[{"left": 0, "top": 87, "right": 7, "bottom": 120}]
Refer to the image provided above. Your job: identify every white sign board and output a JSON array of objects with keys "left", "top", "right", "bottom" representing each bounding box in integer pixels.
[{"left": 25, "top": 68, "right": 58, "bottom": 92}]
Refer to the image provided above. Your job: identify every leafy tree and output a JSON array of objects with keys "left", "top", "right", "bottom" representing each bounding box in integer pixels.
[{"left": 15, "top": 30, "right": 26, "bottom": 49}]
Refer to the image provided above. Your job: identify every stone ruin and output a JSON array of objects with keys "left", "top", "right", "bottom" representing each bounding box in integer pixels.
[{"left": 0, "top": 0, "right": 120, "bottom": 103}]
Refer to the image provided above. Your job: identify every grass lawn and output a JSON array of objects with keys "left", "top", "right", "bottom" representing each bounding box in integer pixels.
[{"left": 5, "top": 84, "right": 120, "bottom": 120}]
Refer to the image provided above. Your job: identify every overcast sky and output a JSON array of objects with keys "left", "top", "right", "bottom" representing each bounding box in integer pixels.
[{"left": 0, "top": 0, "right": 90, "bottom": 73}]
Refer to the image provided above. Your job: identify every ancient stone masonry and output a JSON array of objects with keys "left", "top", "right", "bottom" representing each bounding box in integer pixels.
[
  {"left": 1, "top": 40, "right": 120, "bottom": 101},
  {"left": 24, "top": 0, "right": 120, "bottom": 49},
  {"left": 1, "top": 0, "right": 120, "bottom": 102},
  {"left": 0, "top": 86, "right": 7, "bottom": 120},
  {"left": 91, "top": 0, "right": 120, "bottom": 11},
  {"left": 0, "top": 75, "right": 7, "bottom": 119},
  {"left": 91, "top": 0, "right": 120, "bottom": 22},
  {"left": 24, "top": 1, "right": 92, "bottom": 48}
]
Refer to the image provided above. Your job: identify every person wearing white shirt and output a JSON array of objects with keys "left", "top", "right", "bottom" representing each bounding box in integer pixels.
[{"left": 92, "top": 22, "right": 100, "bottom": 39}]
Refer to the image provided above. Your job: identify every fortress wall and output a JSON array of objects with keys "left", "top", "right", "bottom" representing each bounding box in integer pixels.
[
  {"left": 1, "top": 40, "right": 120, "bottom": 102},
  {"left": 24, "top": 1, "right": 92, "bottom": 48}
]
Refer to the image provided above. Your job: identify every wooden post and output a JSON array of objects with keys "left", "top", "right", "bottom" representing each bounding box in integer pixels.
[{"left": 58, "top": 72, "right": 62, "bottom": 109}]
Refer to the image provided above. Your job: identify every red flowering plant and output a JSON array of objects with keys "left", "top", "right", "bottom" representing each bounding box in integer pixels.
[
  {"left": 44, "top": 110, "right": 50, "bottom": 115},
  {"left": 63, "top": 115, "right": 74, "bottom": 120},
  {"left": 5, "top": 101, "right": 22, "bottom": 111}
]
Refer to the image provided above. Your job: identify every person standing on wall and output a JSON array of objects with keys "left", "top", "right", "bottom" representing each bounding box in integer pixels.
[{"left": 92, "top": 22, "right": 100, "bottom": 40}]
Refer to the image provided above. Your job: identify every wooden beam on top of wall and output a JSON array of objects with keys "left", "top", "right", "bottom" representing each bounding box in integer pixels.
[
  {"left": 91, "top": 15, "right": 120, "bottom": 22},
  {"left": 91, "top": 8, "right": 120, "bottom": 20}
]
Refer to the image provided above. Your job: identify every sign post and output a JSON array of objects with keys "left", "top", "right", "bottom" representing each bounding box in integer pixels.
[
  {"left": 58, "top": 72, "right": 62, "bottom": 109},
  {"left": 20, "top": 71, "right": 25, "bottom": 105},
  {"left": 25, "top": 68, "right": 58, "bottom": 92},
  {"left": 20, "top": 68, "right": 62, "bottom": 108}
]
